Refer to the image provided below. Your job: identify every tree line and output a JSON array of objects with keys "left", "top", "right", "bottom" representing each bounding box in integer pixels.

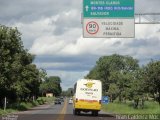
[
  {"left": 40, "top": 76, "right": 62, "bottom": 97},
  {"left": 61, "top": 88, "right": 74, "bottom": 97},
  {"left": 86, "top": 54, "right": 160, "bottom": 108},
  {"left": 0, "top": 25, "right": 62, "bottom": 108}
]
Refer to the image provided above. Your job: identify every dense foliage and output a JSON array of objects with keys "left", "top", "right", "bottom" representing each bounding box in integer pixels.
[
  {"left": 86, "top": 54, "right": 160, "bottom": 107},
  {"left": 61, "top": 88, "right": 74, "bottom": 97},
  {"left": 0, "top": 25, "right": 62, "bottom": 108},
  {"left": 144, "top": 61, "right": 160, "bottom": 104},
  {"left": 40, "top": 76, "right": 62, "bottom": 97},
  {"left": 0, "top": 25, "right": 42, "bottom": 106}
]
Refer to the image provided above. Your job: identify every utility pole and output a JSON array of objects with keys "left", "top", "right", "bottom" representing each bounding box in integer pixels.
[{"left": 4, "top": 97, "right": 7, "bottom": 111}]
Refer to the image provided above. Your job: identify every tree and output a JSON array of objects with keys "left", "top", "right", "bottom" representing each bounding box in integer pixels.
[
  {"left": 61, "top": 88, "right": 74, "bottom": 97},
  {"left": 39, "top": 76, "right": 62, "bottom": 97},
  {"left": 145, "top": 60, "right": 160, "bottom": 104},
  {"left": 108, "top": 83, "right": 119, "bottom": 102},
  {"left": 0, "top": 25, "right": 41, "bottom": 106},
  {"left": 109, "top": 71, "right": 133, "bottom": 102},
  {"left": 86, "top": 54, "right": 139, "bottom": 97}
]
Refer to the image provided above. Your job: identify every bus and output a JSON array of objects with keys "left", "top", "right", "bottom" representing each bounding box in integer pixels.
[{"left": 73, "top": 79, "right": 102, "bottom": 116}]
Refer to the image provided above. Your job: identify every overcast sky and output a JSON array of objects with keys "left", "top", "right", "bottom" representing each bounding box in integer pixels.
[{"left": 0, "top": 0, "right": 160, "bottom": 90}]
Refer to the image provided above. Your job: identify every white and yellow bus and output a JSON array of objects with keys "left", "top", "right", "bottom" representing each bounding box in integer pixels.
[{"left": 73, "top": 79, "right": 102, "bottom": 116}]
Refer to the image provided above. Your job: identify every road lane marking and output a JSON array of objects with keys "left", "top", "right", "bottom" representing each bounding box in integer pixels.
[{"left": 56, "top": 98, "right": 68, "bottom": 120}]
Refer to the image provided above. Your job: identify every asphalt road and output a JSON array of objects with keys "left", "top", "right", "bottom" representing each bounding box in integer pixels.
[{"left": 0, "top": 98, "right": 118, "bottom": 120}]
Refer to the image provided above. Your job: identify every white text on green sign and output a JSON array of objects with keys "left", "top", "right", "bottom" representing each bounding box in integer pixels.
[{"left": 83, "top": 0, "right": 134, "bottom": 18}]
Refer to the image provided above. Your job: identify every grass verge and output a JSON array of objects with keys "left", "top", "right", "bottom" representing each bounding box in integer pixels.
[
  {"left": 0, "top": 97, "right": 55, "bottom": 115},
  {"left": 102, "top": 101, "right": 160, "bottom": 114}
]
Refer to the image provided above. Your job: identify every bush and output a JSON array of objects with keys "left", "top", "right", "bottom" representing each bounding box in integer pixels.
[
  {"left": 37, "top": 98, "right": 45, "bottom": 105},
  {"left": 0, "top": 97, "right": 55, "bottom": 115},
  {"left": 18, "top": 102, "right": 32, "bottom": 110},
  {"left": 8, "top": 102, "right": 34, "bottom": 111},
  {"left": 32, "top": 101, "right": 39, "bottom": 106},
  {"left": 37, "top": 97, "right": 55, "bottom": 104}
]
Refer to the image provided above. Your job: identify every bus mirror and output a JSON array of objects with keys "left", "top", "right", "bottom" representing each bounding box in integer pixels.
[{"left": 71, "top": 90, "right": 73, "bottom": 96}]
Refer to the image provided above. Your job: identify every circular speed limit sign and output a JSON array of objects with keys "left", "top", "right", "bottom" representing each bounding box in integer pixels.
[{"left": 86, "top": 21, "right": 99, "bottom": 34}]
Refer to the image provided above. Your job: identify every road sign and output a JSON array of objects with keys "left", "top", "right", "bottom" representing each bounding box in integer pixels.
[
  {"left": 102, "top": 96, "right": 109, "bottom": 104},
  {"left": 86, "top": 21, "right": 99, "bottom": 34},
  {"left": 83, "top": 0, "right": 135, "bottom": 38},
  {"left": 83, "top": 19, "right": 134, "bottom": 38},
  {"left": 83, "top": 0, "right": 134, "bottom": 18}
]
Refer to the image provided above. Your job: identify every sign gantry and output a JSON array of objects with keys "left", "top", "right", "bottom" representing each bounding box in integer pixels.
[{"left": 83, "top": 0, "right": 135, "bottom": 38}]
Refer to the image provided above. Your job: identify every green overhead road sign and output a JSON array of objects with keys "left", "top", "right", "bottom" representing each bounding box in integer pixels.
[
  {"left": 83, "top": 0, "right": 135, "bottom": 38},
  {"left": 83, "top": 0, "right": 134, "bottom": 18}
]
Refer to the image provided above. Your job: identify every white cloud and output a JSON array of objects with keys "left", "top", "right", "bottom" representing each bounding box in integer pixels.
[
  {"left": 30, "top": 36, "right": 66, "bottom": 55},
  {"left": 1, "top": 0, "right": 160, "bottom": 90},
  {"left": 10, "top": 16, "right": 59, "bottom": 48},
  {"left": 35, "top": 62, "right": 84, "bottom": 69},
  {"left": 135, "top": 24, "right": 160, "bottom": 39},
  {"left": 29, "top": 23, "right": 160, "bottom": 59}
]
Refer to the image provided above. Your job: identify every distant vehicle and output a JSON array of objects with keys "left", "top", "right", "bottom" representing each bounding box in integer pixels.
[
  {"left": 73, "top": 79, "right": 102, "bottom": 116},
  {"left": 69, "top": 98, "right": 73, "bottom": 104},
  {"left": 60, "top": 97, "right": 64, "bottom": 102},
  {"left": 54, "top": 98, "right": 61, "bottom": 104}
]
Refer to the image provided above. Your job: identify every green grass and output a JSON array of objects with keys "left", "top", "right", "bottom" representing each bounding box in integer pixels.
[
  {"left": 102, "top": 101, "right": 160, "bottom": 114},
  {"left": 0, "top": 109, "right": 18, "bottom": 115},
  {"left": 0, "top": 97, "right": 55, "bottom": 115}
]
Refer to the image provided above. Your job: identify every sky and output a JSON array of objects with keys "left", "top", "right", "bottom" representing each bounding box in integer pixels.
[{"left": 0, "top": 0, "right": 160, "bottom": 90}]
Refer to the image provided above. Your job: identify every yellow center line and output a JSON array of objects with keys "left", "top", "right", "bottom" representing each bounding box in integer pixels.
[{"left": 56, "top": 98, "right": 68, "bottom": 120}]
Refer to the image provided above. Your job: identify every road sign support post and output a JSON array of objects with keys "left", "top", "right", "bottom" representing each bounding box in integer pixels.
[{"left": 4, "top": 97, "right": 6, "bottom": 111}]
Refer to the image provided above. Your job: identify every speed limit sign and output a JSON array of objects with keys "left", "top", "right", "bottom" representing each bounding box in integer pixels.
[{"left": 86, "top": 21, "right": 99, "bottom": 34}]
